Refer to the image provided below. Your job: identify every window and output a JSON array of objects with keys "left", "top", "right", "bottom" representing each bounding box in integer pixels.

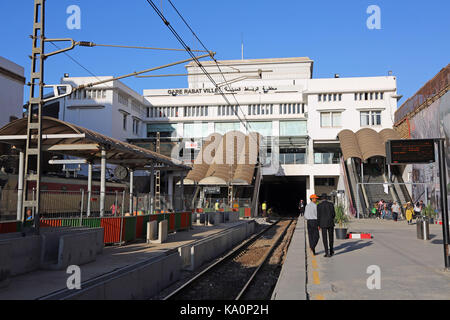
[
  {"left": 118, "top": 93, "right": 128, "bottom": 106},
  {"left": 360, "top": 111, "right": 370, "bottom": 126},
  {"left": 320, "top": 112, "right": 342, "bottom": 127},
  {"left": 122, "top": 114, "right": 127, "bottom": 131},
  {"left": 248, "top": 121, "right": 272, "bottom": 136},
  {"left": 321, "top": 113, "right": 331, "bottom": 127},
  {"left": 279, "top": 121, "right": 307, "bottom": 136},
  {"left": 318, "top": 94, "right": 322, "bottom": 102},
  {"left": 371, "top": 111, "right": 381, "bottom": 125},
  {"left": 360, "top": 110, "right": 382, "bottom": 126},
  {"left": 184, "top": 122, "right": 209, "bottom": 138}
]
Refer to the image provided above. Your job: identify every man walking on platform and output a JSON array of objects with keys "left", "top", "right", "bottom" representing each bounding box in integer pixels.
[
  {"left": 298, "top": 199, "right": 305, "bottom": 217},
  {"left": 317, "top": 194, "right": 336, "bottom": 258},
  {"left": 305, "top": 194, "right": 320, "bottom": 256}
]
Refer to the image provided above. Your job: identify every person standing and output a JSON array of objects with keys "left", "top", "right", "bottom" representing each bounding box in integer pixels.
[
  {"left": 413, "top": 202, "right": 421, "bottom": 219},
  {"left": 298, "top": 199, "right": 305, "bottom": 217},
  {"left": 391, "top": 201, "right": 400, "bottom": 222},
  {"left": 262, "top": 201, "right": 267, "bottom": 217},
  {"left": 304, "top": 194, "right": 320, "bottom": 256},
  {"left": 317, "top": 195, "right": 336, "bottom": 257},
  {"left": 405, "top": 202, "right": 414, "bottom": 225},
  {"left": 215, "top": 200, "right": 220, "bottom": 212}
]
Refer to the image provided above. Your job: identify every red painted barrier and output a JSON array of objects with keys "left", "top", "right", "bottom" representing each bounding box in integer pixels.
[
  {"left": 101, "top": 217, "right": 124, "bottom": 244},
  {"left": 40, "top": 219, "right": 62, "bottom": 228},
  {"left": 135, "top": 216, "right": 144, "bottom": 239},
  {"left": 244, "top": 208, "right": 252, "bottom": 217},
  {"left": 169, "top": 214, "right": 175, "bottom": 232},
  {"left": 0, "top": 221, "right": 18, "bottom": 234}
]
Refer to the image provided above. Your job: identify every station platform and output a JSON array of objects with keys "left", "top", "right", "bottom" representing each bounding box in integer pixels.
[
  {"left": 0, "top": 220, "right": 252, "bottom": 300},
  {"left": 272, "top": 217, "right": 450, "bottom": 300}
]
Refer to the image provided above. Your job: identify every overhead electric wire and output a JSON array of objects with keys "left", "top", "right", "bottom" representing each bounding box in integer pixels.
[
  {"left": 145, "top": 0, "right": 256, "bottom": 136},
  {"left": 164, "top": 0, "right": 261, "bottom": 145},
  {"left": 49, "top": 41, "right": 114, "bottom": 90},
  {"left": 94, "top": 43, "right": 208, "bottom": 52},
  {"left": 167, "top": 0, "right": 252, "bottom": 126},
  {"left": 146, "top": 0, "right": 267, "bottom": 172}
]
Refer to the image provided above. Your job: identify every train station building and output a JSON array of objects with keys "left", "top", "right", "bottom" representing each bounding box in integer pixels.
[{"left": 53, "top": 56, "right": 401, "bottom": 214}]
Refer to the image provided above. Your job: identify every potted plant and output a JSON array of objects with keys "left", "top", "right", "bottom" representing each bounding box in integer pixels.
[
  {"left": 335, "top": 204, "right": 349, "bottom": 239},
  {"left": 423, "top": 204, "right": 436, "bottom": 224}
]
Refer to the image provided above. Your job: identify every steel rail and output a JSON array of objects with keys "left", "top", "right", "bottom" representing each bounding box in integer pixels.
[
  {"left": 235, "top": 219, "right": 294, "bottom": 300},
  {"left": 163, "top": 219, "right": 295, "bottom": 300}
]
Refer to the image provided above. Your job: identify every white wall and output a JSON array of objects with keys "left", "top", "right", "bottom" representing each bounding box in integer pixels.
[{"left": 0, "top": 57, "right": 24, "bottom": 128}]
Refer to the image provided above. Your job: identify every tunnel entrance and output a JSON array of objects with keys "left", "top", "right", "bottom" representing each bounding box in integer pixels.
[{"left": 259, "top": 176, "right": 306, "bottom": 217}]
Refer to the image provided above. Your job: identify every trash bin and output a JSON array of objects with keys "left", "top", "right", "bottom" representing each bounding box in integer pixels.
[{"left": 416, "top": 216, "right": 430, "bottom": 240}]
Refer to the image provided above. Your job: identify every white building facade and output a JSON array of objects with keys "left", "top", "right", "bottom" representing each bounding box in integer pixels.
[
  {"left": 0, "top": 56, "right": 25, "bottom": 128},
  {"left": 56, "top": 57, "right": 399, "bottom": 206},
  {"left": 142, "top": 57, "right": 399, "bottom": 201}
]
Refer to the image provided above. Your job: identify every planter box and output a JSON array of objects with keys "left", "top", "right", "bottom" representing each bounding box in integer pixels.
[{"left": 335, "top": 228, "right": 348, "bottom": 239}]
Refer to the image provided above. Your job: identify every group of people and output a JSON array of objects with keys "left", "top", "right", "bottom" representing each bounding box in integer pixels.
[
  {"left": 371, "top": 199, "right": 402, "bottom": 221},
  {"left": 371, "top": 199, "right": 425, "bottom": 225},
  {"left": 303, "top": 194, "right": 336, "bottom": 258}
]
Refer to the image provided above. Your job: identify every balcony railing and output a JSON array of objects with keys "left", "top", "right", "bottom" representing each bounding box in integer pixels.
[
  {"left": 279, "top": 153, "right": 307, "bottom": 165},
  {"left": 314, "top": 153, "right": 340, "bottom": 164}
]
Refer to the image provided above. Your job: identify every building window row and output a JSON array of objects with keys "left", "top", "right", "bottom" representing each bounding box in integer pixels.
[
  {"left": 118, "top": 92, "right": 129, "bottom": 106},
  {"left": 185, "top": 106, "right": 209, "bottom": 117},
  {"left": 218, "top": 105, "right": 238, "bottom": 116},
  {"left": 149, "top": 107, "right": 180, "bottom": 118},
  {"left": 131, "top": 100, "right": 145, "bottom": 116},
  {"left": 280, "top": 103, "right": 304, "bottom": 115},
  {"left": 248, "top": 104, "right": 273, "bottom": 116},
  {"left": 354, "top": 92, "right": 384, "bottom": 101},
  {"left": 132, "top": 118, "right": 140, "bottom": 135},
  {"left": 360, "top": 110, "right": 382, "bottom": 126},
  {"left": 320, "top": 112, "right": 342, "bottom": 128},
  {"left": 318, "top": 93, "right": 342, "bottom": 102},
  {"left": 68, "top": 89, "right": 107, "bottom": 100}
]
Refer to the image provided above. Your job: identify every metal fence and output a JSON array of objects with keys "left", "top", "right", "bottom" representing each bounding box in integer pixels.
[
  {"left": 395, "top": 65, "right": 449, "bottom": 123},
  {"left": 202, "top": 197, "right": 252, "bottom": 209},
  {"left": 0, "top": 188, "right": 187, "bottom": 221}
]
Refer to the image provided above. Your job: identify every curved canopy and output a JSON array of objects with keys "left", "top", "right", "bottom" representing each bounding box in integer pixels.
[
  {"left": 338, "top": 128, "right": 401, "bottom": 161},
  {"left": 185, "top": 131, "right": 261, "bottom": 186},
  {"left": 0, "top": 117, "right": 190, "bottom": 170}
]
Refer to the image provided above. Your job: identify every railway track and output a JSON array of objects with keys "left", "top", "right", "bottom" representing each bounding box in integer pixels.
[{"left": 163, "top": 218, "right": 296, "bottom": 300}]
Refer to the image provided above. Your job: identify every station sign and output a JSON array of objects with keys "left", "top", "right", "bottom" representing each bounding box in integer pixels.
[
  {"left": 386, "top": 139, "right": 435, "bottom": 165},
  {"left": 204, "top": 186, "right": 221, "bottom": 194}
]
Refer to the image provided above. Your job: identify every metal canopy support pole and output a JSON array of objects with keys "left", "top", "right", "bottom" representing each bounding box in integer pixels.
[
  {"left": 129, "top": 169, "right": 134, "bottom": 215},
  {"left": 437, "top": 139, "right": 450, "bottom": 269},
  {"left": 100, "top": 149, "right": 106, "bottom": 217},
  {"left": 150, "top": 163, "right": 155, "bottom": 214},
  {"left": 361, "top": 160, "right": 364, "bottom": 183},
  {"left": 180, "top": 172, "right": 185, "bottom": 211},
  {"left": 17, "top": 151, "right": 25, "bottom": 221},
  {"left": 155, "top": 132, "right": 161, "bottom": 211},
  {"left": 23, "top": 0, "right": 46, "bottom": 234},
  {"left": 87, "top": 162, "right": 92, "bottom": 217},
  {"left": 168, "top": 173, "right": 173, "bottom": 210}
]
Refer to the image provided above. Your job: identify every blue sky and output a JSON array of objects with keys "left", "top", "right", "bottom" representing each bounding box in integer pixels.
[{"left": 1, "top": 0, "right": 449, "bottom": 106}]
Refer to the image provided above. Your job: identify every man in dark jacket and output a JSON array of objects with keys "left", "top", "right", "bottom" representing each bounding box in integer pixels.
[{"left": 317, "top": 194, "right": 336, "bottom": 257}]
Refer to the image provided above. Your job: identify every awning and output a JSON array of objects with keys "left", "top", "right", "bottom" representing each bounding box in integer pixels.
[
  {"left": 337, "top": 128, "right": 401, "bottom": 161},
  {"left": 0, "top": 117, "right": 190, "bottom": 170}
]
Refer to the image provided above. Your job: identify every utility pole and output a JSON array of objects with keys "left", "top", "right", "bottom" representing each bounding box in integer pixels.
[
  {"left": 23, "top": 0, "right": 76, "bottom": 232},
  {"left": 23, "top": 0, "right": 46, "bottom": 232},
  {"left": 155, "top": 132, "right": 161, "bottom": 211}
]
